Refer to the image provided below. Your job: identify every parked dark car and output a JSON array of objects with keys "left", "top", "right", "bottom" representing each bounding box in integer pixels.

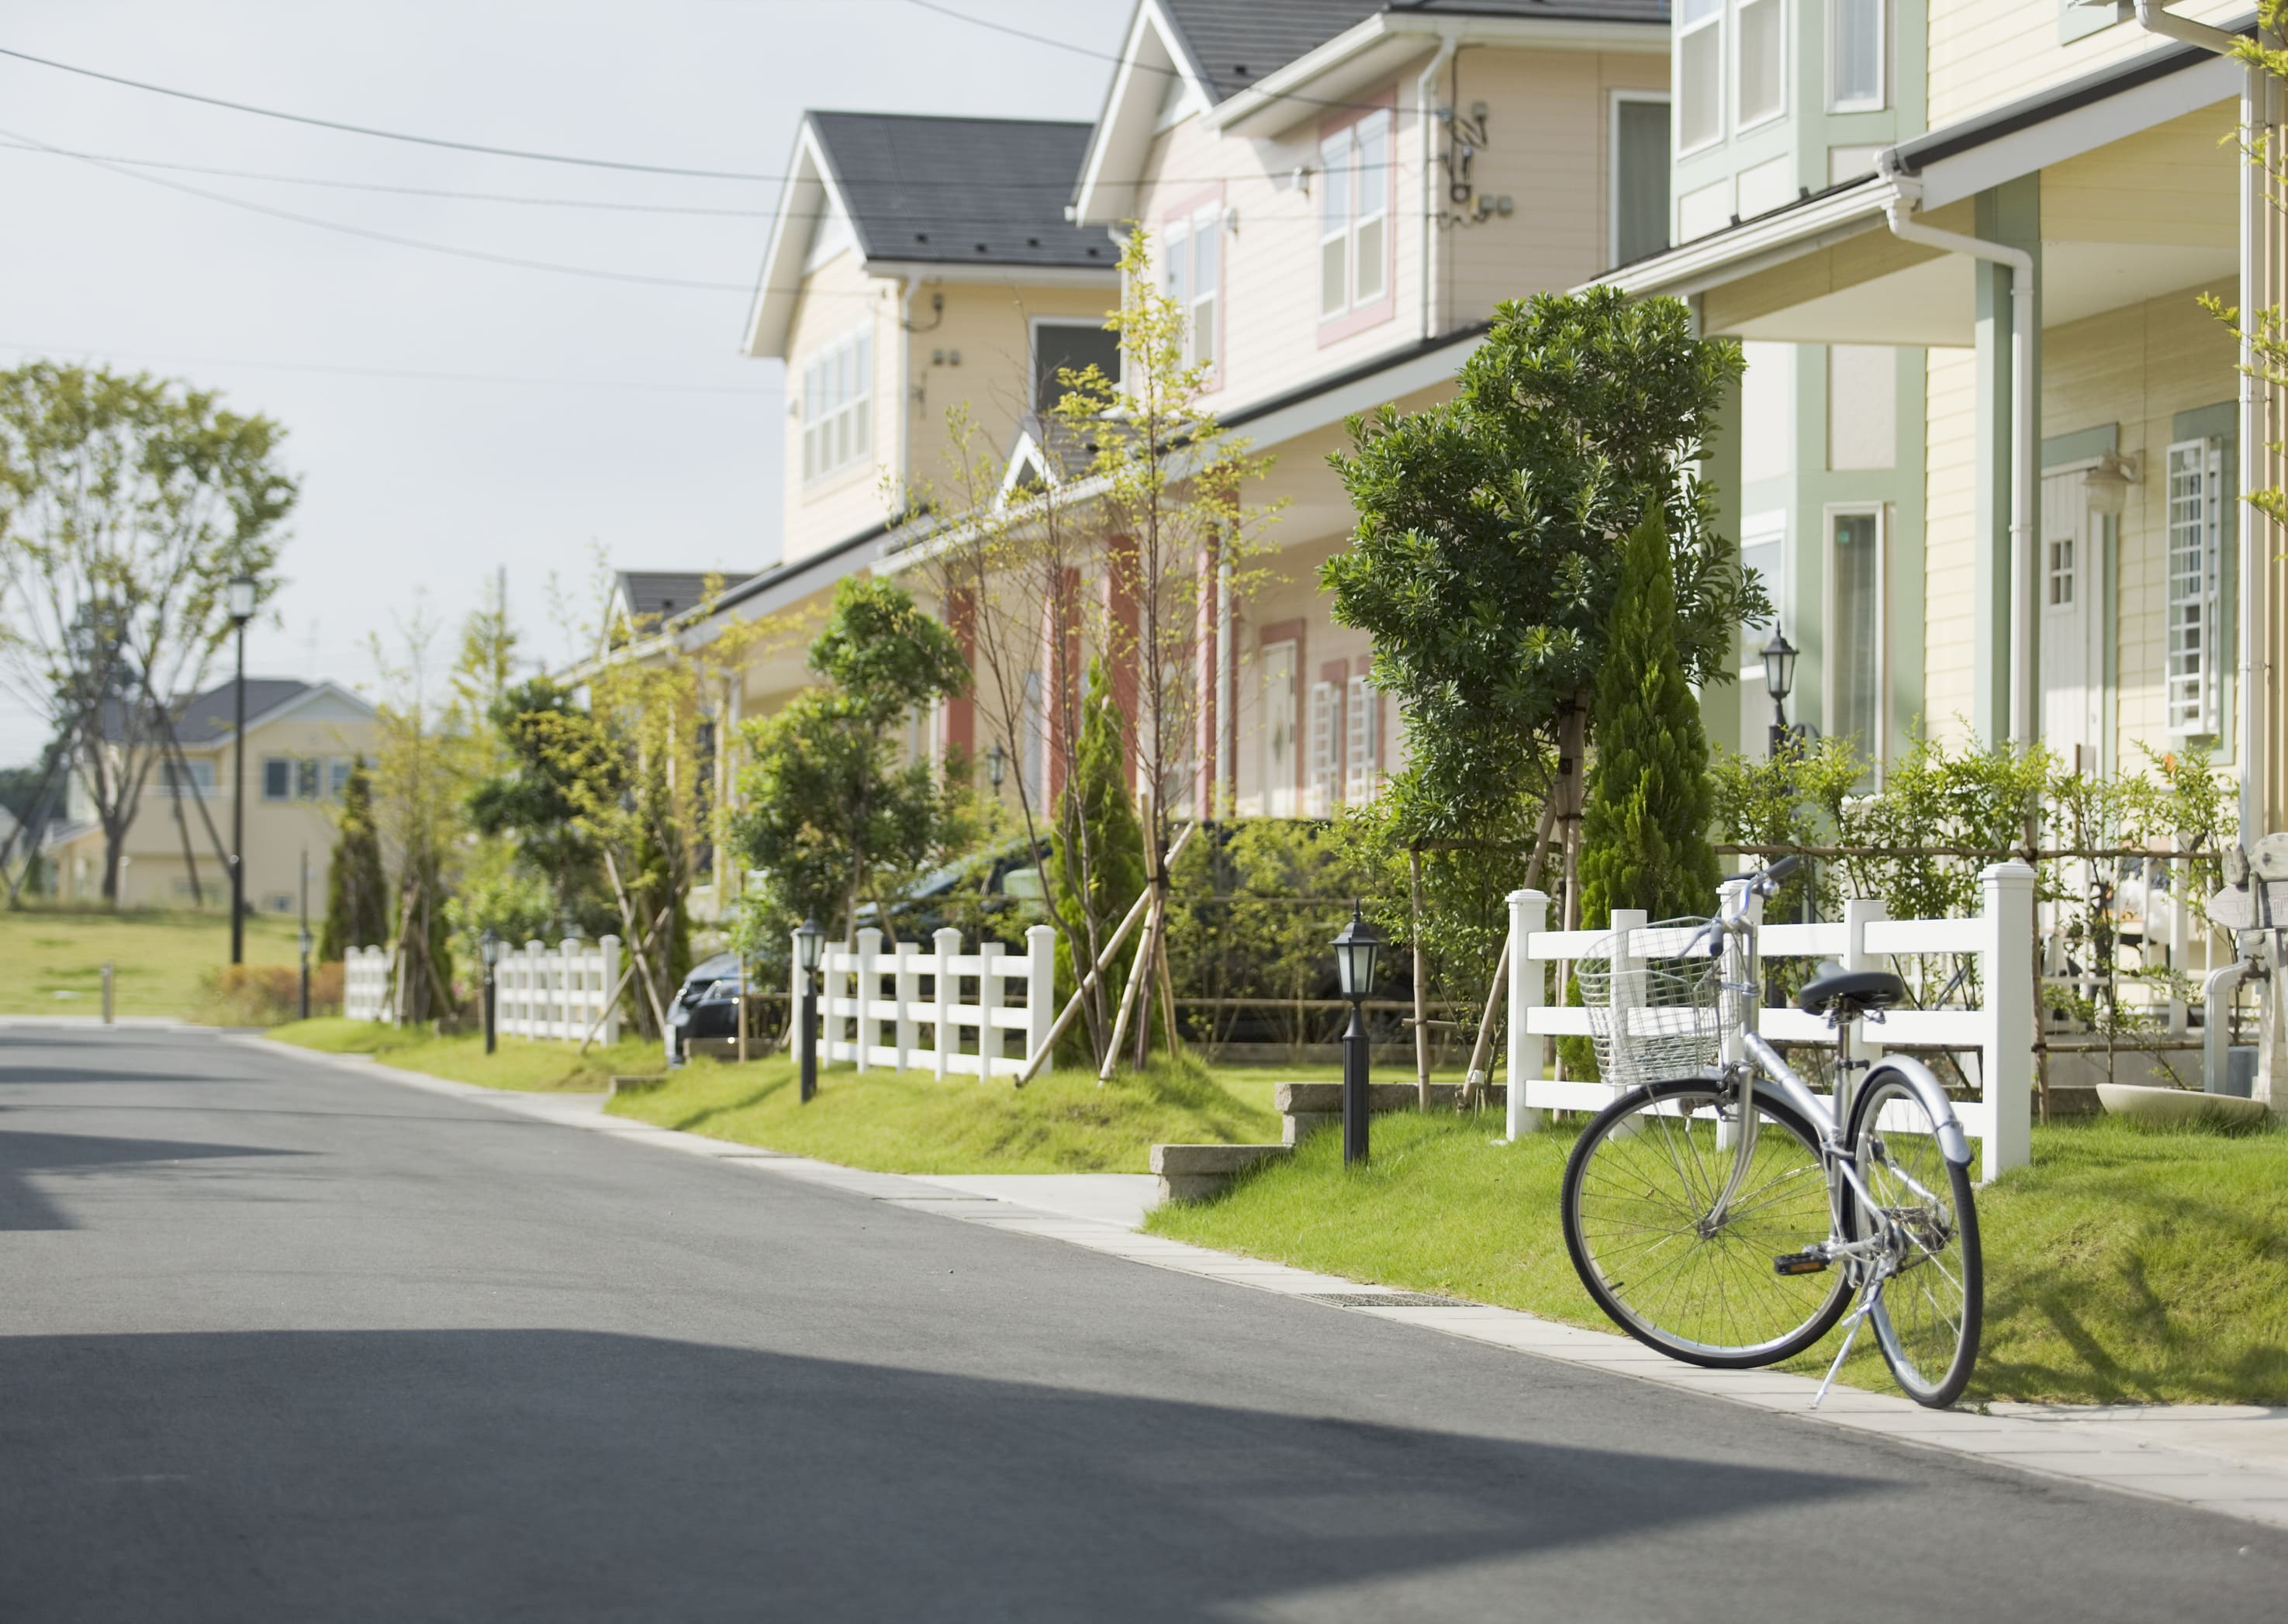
[{"left": 663, "top": 951, "right": 743, "bottom": 1066}]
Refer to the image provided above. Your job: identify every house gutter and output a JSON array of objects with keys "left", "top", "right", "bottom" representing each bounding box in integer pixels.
[
  {"left": 1875, "top": 157, "right": 2036, "bottom": 748},
  {"left": 2135, "top": 1, "right": 2269, "bottom": 848},
  {"left": 1417, "top": 32, "right": 1458, "bottom": 345}
]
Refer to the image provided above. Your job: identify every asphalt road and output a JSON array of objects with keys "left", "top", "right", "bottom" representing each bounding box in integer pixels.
[{"left": 2, "top": 1025, "right": 2283, "bottom": 1622}]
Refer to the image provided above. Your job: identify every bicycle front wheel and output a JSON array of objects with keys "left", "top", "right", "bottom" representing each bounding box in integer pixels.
[
  {"left": 1844, "top": 1072, "right": 1982, "bottom": 1407},
  {"left": 1562, "top": 1076, "right": 1850, "bottom": 1368}
]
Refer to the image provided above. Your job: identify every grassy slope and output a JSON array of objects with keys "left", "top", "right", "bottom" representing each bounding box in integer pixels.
[
  {"left": 0, "top": 905, "right": 303, "bottom": 1018},
  {"left": 603, "top": 1056, "right": 1282, "bottom": 1175},
  {"left": 1147, "top": 1111, "right": 2288, "bottom": 1406},
  {"left": 268, "top": 1018, "right": 663, "bottom": 1093}
]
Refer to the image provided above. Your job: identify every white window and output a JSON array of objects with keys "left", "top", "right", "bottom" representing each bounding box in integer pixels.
[
  {"left": 1828, "top": 508, "right": 1884, "bottom": 777},
  {"left": 1162, "top": 205, "right": 1221, "bottom": 371},
  {"left": 160, "top": 758, "right": 216, "bottom": 797},
  {"left": 261, "top": 757, "right": 292, "bottom": 802},
  {"left": 1319, "top": 111, "right": 1392, "bottom": 321},
  {"left": 1677, "top": 0, "right": 1725, "bottom": 153},
  {"left": 2048, "top": 537, "right": 2076, "bottom": 608},
  {"left": 1308, "top": 680, "right": 1341, "bottom": 816},
  {"left": 329, "top": 757, "right": 352, "bottom": 797},
  {"left": 1261, "top": 641, "right": 1298, "bottom": 817},
  {"left": 1736, "top": 0, "right": 1785, "bottom": 130},
  {"left": 800, "top": 327, "right": 873, "bottom": 484},
  {"left": 1830, "top": 0, "right": 1885, "bottom": 111},
  {"left": 1344, "top": 675, "right": 1380, "bottom": 804},
  {"left": 2166, "top": 437, "right": 2224, "bottom": 735}
]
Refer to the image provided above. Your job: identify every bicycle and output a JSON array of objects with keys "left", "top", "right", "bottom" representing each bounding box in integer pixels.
[{"left": 1557, "top": 857, "right": 1983, "bottom": 1408}]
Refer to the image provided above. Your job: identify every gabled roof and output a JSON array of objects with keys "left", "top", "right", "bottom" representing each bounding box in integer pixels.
[
  {"left": 743, "top": 112, "right": 1117, "bottom": 360},
  {"left": 1073, "top": 0, "right": 1665, "bottom": 222},
  {"left": 118, "top": 678, "right": 378, "bottom": 748},
  {"left": 614, "top": 571, "right": 743, "bottom": 625}
]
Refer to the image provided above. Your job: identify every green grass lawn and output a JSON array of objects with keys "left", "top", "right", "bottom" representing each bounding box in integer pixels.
[
  {"left": 602, "top": 1055, "right": 1283, "bottom": 1174},
  {"left": 1147, "top": 1109, "right": 2288, "bottom": 1407},
  {"left": 0, "top": 904, "right": 304, "bottom": 1018},
  {"left": 268, "top": 1018, "right": 664, "bottom": 1092}
]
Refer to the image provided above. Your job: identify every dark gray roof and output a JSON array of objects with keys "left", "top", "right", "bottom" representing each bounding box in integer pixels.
[
  {"left": 616, "top": 571, "right": 744, "bottom": 624},
  {"left": 808, "top": 112, "right": 1113, "bottom": 270},
  {"left": 170, "top": 679, "right": 313, "bottom": 745},
  {"left": 1160, "top": 1, "right": 1669, "bottom": 105}
]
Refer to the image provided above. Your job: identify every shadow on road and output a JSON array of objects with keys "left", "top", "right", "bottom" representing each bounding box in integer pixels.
[
  {"left": 0, "top": 1328, "right": 1868, "bottom": 1620},
  {"left": 0, "top": 1128, "right": 299, "bottom": 1231}
]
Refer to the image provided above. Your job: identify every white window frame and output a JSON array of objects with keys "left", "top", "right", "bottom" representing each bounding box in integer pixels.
[
  {"left": 1308, "top": 679, "right": 1341, "bottom": 816},
  {"left": 1161, "top": 202, "right": 1222, "bottom": 373},
  {"left": 2166, "top": 437, "right": 2224, "bottom": 737},
  {"left": 2045, "top": 534, "right": 2077, "bottom": 610},
  {"left": 1029, "top": 316, "right": 1120, "bottom": 416},
  {"left": 1318, "top": 106, "right": 1395, "bottom": 329},
  {"left": 1827, "top": 0, "right": 1887, "bottom": 113},
  {"left": 261, "top": 755, "right": 293, "bottom": 803},
  {"left": 800, "top": 324, "right": 873, "bottom": 485},
  {"left": 1733, "top": 0, "right": 1789, "bottom": 135},
  {"left": 1344, "top": 674, "right": 1380, "bottom": 805},
  {"left": 160, "top": 757, "right": 216, "bottom": 798},
  {"left": 1676, "top": 0, "right": 1726, "bottom": 156},
  {"left": 1824, "top": 503, "right": 1886, "bottom": 777},
  {"left": 1609, "top": 91, "right": 1674, "bottom": 268}
]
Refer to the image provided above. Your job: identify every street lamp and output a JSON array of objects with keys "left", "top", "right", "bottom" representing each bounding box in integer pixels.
[
  {"left": 987, "top": 741, "right": 1007, "bottom": 794},
  {"left": 226, "top": 573, "right": 257, "bottom": 966},
  {"left": 793, "top": 916, "right": 826, "bottom": 1103},
  {"left": 297, "top": 847, "right": 313, "bottom": 1021},
  {"left": 480, "top": 929, "right": 501, "bottom": 1055},
  {"left": 1332, "top": 902, "right": 1385, "bottom": 1167},
  {"left": 1761, "top": 629, "right": 1800, "bottom": 762}
]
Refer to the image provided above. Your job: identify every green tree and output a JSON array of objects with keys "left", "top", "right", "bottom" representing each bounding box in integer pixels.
[
  {"left": 1577, "top": 508, "right": 1723, "bottom": 931},
  {"left": 731, "top": 577, "right": 969, "bottom": 946},
  {"left": 0, "top": 361, "right": 298, "bottom": 900},
  {"left": 320, "top": 758, "right": 389, "bottom": 959},
  {"left": 1050, "top": 658, "right": 1146, "bottom": 1056},
  {"left": 465, "top": 676, "right": 610, "bottom": 935}
]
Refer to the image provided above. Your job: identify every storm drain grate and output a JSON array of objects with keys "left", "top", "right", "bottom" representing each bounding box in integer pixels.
[{"left": 1301, "top": 1291, "right": 1472, "bottom": 1309}]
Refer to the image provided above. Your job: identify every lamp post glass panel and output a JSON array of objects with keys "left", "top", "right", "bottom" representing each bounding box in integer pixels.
[
  {"left": 226, "top": 575, "right": 257, "bottom": 965},
  {"left": 1332, "top": 904, "right": 1384, "bottom": 1166},
  {"left": 480, "top": 929, "right": 500, "bottom": 1055},
  {"left": 1761, "top": 629, "right": 1799, "bottom": 762},
  {"left": 794, "top": 917, "right": 826, "bottom": 1103}
]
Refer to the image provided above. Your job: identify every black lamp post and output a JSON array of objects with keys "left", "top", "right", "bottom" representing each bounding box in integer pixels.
[
  {"left": 1332, "top": 902, "right": 1385, "bottom": 1167},
  {"left": 297, "top": 847, "right": 313, "bottom": 1021},
  {"left": 226, "top": 574, "right": 257, "bottom": 965},
  {"left": 1761, "top": 629, "right": 1801, "bottom": 761},
  {"left": 794, "top": 916, "right": 825, "bottom": 1103},
  {"left": 987, "top": 741, "right": 1007, "bottom": 795},
  {"left": 480, "top": 929, "right": 500, "bottom": 1054}
]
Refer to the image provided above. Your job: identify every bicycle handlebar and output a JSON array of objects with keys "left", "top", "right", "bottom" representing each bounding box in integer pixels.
[{"left": 1692, "top": 854, "right": 1809, "bottom": 956}]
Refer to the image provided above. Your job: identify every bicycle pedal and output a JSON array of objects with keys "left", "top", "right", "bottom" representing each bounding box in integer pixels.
[{"left": 1772, "top": 1250, "right": 1830, "bottom": 1277}]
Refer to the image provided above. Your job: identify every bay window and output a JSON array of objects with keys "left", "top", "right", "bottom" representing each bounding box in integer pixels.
[
  {"left": 1162, "top": 202, "right": 1222, "bottom": 371},
  {"left": 1736, "top": 0, "right": 1785, "bottom": 129},
  {"left": 1319, "top": 106, "right": 1392, "bottom": 328},
  {"left": 1830, "top": 0, "right": 1885, "bottom": 110},
  {"left": 800, "top": 326, "right": 873, "bottom": 484},
  {"left": 1677, "top": 0, "right": 1724, "bottom": 152}
]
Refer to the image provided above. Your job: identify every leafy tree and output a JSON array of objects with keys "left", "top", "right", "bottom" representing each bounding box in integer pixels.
[
  {"left": 0, "top": 361, "right": 296, "bottom": 900},
  {"left": 465, "top": 676, "right": 611, "bottom": 935},
  {"left": 1324, "top": 287, "right": 1759, "bottom": 835},
  {"left": 1051, "top": 658, "right": 1147, "bottom": 1045},
  {"left": 731, "top": 577, "right": 969, "bottom": 946},
  {"left": 320, "top": 758, "right": 389, "bottom": 959},
  {"left": 1576, "top": 507, "right": 1722, "bottom": 931}
]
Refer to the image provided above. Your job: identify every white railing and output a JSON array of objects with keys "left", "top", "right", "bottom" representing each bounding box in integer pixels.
[
  {"left": 496, "top": 938, "right": 621, "bottom": 1045},
  {"left": 344, "top": 945, "right": 393, "bottom": 1024},
  {"left": 797, "top": 924, "right": 1058, "bottom": 1080},
  {"left": 1505, "top": 862, "right": 2037, "bottom": 1183}
]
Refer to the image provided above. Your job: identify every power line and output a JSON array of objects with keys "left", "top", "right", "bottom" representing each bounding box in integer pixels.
[
  {"left": 0, "top": 340, "right": 783, "bottom": 396},
  {"left": 0, "top": 41, "right": 779, "bottom": 181}
]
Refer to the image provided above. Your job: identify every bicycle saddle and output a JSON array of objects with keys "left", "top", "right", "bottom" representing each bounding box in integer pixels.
[{"left": 1795, "top": 965, "right": 1906, "bottom": 1018}]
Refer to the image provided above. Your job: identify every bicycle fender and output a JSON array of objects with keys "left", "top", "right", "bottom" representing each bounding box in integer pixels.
[{"left": 1862, "top": 1055, "right": 1972, "bottom": 1167}]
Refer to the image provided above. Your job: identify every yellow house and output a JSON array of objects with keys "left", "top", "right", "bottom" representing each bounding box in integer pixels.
[{"left": 45, "top": 677, "right": 380, "bottom": 916}]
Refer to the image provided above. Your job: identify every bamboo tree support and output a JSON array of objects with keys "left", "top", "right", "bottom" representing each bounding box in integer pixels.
[
  {"left": 600, "top": 848, "right": 673, "bottom": 1039},
  {"left": 1103, "top": 790, "right": 1164, "bottom": 1083},
  {"left": 1409, "top": 848, "right": 1431, "bottom": 1108},
  {"left": 575, "top": 900, "right": 669, "bottom": 1053},
  {"left": 1457, "top": 794, "right": 1563, "bottom": 1110},
  {"left": 1021, "top": 824, "right": 1194, "bottom": 1084}
]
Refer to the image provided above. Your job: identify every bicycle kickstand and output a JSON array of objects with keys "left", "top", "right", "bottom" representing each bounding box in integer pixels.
[{"left": 1810, "top": 1283, "right": 1882, "bottom": 1411}]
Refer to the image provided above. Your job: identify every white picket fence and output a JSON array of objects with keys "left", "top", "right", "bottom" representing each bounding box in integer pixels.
[
  {"left": 496, "top": 938, "right": 621, "bottom": 1045},
  {"left": 1504, "top": 862, "right": 2037, "bottom": 1183},
  {"left": 344, "top": 945, "right": 393, "bottom": 1024},
  {"left": 796, "top": 924, "right": 1058, "bottom": 1080}
]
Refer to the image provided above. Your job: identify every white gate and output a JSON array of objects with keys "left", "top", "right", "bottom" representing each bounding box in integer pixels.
[{"left": 796, "top": 925, "right": 1057, "bottom": 1080}]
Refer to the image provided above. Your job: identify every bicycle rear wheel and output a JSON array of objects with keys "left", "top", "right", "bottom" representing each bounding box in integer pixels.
[
  {"left": 1844, "top": 1071, "right": 1982, "bottom": 1408},
  {"left": 1562, "top": 1076, "right": 1850, "bottom": 1368}
]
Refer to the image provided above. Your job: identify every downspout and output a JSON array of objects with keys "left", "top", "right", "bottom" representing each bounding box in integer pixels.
[
  {"left": 1417, "top": 31, "right": 1459, "bottom": 343},
  {"left": 895, "top": 276, "right": 914, "bottom": 523},
  {"left": 1875, "top": 157, "right": 2036, "bottom": 746},
  {"left": 2134, "top": 0, "right": 2266, "bottom": 845}
]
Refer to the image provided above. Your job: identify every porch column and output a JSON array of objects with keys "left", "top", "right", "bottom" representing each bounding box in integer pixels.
[
  {"left": 1040, "top": 565, "right": 1081, "bottom": 809},
  {"left": 1100, "top": 535, "right": 1140, "bottom": 787},
  {"left": 942, "top": 586, "right": 976, "bottom": 769},
  {"left": 1973, "top": 178, "right": 2042, "bottom": 749}
]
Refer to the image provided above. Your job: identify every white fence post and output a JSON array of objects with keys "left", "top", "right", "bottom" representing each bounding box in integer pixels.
[
  {"left": 598, "top": 935, "right": 620, "bottom": 1047},
  {"left": 1841, "top": 894, "right": 1889, "bottom": 1124},
  {"left": 1023, "top": 924, "right": 1058, "bottom": 1076},
  {"left": 1980, "top": 862, "right": 2036, "bottom": 1183},
  {"left": 977, "top": 940, "right": 1005, "bottom": 1074},
  {"left": 344, "top": 945, "right": 395, "bottom": 1024},
  {"left": 893, "top": 941, "right": 919, "bottom": 1071},
  {"left": 1607, "top": 907, "right": 1648, "bottom": 1101},
  {"left": 932, "top": 927, "right": 961, "bottom": 1080},
  {"left": 556, "top": 939, "right": 579, "bottom": 1042},
  {"left": 854, "top": 928, "right": 881, "bottom": 1073},
  {"left": 1506, "top": 890, "right": 1548, "bottom": 1139}
]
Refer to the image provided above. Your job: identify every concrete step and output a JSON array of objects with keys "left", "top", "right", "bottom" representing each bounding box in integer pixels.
[{"left": 1149, "top": 1142, "right": 1290, "bottom": 1204}]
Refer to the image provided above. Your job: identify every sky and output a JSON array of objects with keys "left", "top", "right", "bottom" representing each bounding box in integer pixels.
[{"left": 0, "top": 0, "right": 1133, "bottom": 763}]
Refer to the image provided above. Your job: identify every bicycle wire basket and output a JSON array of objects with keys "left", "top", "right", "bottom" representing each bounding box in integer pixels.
[{"left": 1574, "top": 918, "right": 1734, "bottom": 1087}]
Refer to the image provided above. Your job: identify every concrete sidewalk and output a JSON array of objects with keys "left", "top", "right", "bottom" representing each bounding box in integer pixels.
[{"left": 255, "top": 1035, "right": 2288, "bottom": 1533}]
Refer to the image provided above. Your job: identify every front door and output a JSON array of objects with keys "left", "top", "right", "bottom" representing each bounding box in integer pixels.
[{"left": 2040, "top": 470, "right": 2103, "bottom": 774}]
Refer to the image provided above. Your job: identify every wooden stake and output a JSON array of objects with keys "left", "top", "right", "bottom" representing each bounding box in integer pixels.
[
  {"left": 1410, "top": 847, "right": 1430, "bottom": 1108},
  {"left": 1016, "top": 823, "right": 1194, "bottom": 1085},
  {"left": 1457, "top": 793, "right": 1562, "bottom": 1108}
]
